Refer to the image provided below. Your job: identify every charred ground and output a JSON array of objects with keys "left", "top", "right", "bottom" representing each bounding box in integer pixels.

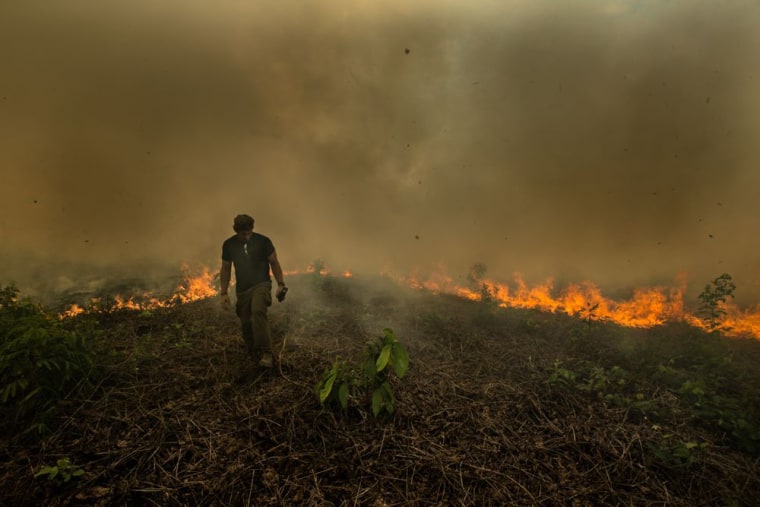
[{"left": 2, "top": 273, "right": 760, "bottom": 506}]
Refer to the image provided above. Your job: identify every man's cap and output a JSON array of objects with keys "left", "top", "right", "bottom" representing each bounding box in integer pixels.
[{"left": 233, "top": 214, "right": 254, "bottom": 231}]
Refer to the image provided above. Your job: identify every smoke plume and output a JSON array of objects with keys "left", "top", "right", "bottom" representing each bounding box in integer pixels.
[{"left": 1, "top": 0, "right": 759, "bottom": 301}]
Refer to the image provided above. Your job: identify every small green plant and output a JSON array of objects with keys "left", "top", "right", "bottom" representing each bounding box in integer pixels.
[
  {"left": 1, "top": 285, "right": 94, "bottom": 436},
  {"left": 363, "top": 328, "right": 409, "bottom": 416},
  {"left": 316, "top": 328, "right": 409, "bottom": 417},
  {"left": 698, "top": 273, "right": 736, "bottom": 331},
  {"left": 650, "top": 436, "right": 708, "bottom": 469},
  {"left": 547, "top": 360, "right": 577, "bottom": 385},
  {"left": 479, "top": 283, "right": 495, "bottom": 305},
  {"left": 34, "top": 457, "right": 84, "bottom": 485},
  {"left": 579, "top": 302, "right": 599, "bottom": 328},
  {"left": 316, "top": 358, "right": 356, "bottom": 410},
  {"left": 466, "top": 263, "right": 496, "bottom": 305},
  {"left": 547, "top": 362, "right": 656, "bottom": 416},
  {"left": 582, "top": 365, "right": 628, "bottom": 394}
]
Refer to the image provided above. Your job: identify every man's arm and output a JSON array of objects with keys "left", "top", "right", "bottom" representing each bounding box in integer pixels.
[
  {"left": 268, "top": 250, "right": 285, "bottom": 287},
  {"left": 220, "top": 260, "right": 232, "bottom": 295}
]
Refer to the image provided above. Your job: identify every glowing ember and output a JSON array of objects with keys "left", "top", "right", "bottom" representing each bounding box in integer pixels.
[
  {"left": 60, "top": 304, "right": 85, "bottom": 318},
  {"left": 305, "top": 263, "right": 329, "bottom": 276}
]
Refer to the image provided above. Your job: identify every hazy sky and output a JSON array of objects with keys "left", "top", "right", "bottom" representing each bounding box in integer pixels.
[{"left": 1, "top": 0, "right": 759, "bottom": 299}]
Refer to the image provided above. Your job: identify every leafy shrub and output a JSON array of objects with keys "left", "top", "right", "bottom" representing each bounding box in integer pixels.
[
  {"left": 466, "top": 262, "right": 497, "bottom": 306},
  {"left": 632, "top": 327, "right": 760, "bottom": 455},
  {"left": 316, "top": 328, "right": 409, "bottom": 417},
  {"left": 698, "top": 273, "right": 736, "bottom": 331},
  {"left": 0, "top": 285, "right": 94, "bottom": 436},
  {"left": 649, "top": 436, "right": 708, "bottom": 469},
  {"left": 547, "top": 361, "right": 656, "bottom": 416},
  {"left": 677, "top": 376, "right": 760, "bottom": 455},
  {"left": 34, "top": 457, "right": 84, "bottom": 485},
  {"left": 548, "top": 333, "right": 760, "bottom": 456},
  {"left": 363, "top": 328, "right": 409, "bottom": 416},
  {"left": 317, "top": 358, "right": 356, "bottom": 410}
]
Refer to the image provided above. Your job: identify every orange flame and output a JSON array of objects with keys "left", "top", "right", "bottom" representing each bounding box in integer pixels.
[
  {"left": 171, "top": 264, "right": 217, "bottom": 303},
  {"left": 56, "top": 262, "right": 760, "bottom": 340},
  {"left": 391, "top": 270, "right": 760, "bottom": 339},
  {"left": 59, "top": 265, "right": 218, "bottom": 317},
  {"left": 60, "top": 303, "right": 85, "bottom": 318}
]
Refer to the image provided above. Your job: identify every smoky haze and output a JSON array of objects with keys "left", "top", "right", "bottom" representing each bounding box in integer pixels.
[{"left": 1, "top": 0, "right": 759, "bottom": 301}]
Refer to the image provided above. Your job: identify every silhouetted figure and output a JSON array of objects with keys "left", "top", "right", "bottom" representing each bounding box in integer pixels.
[{"left": 220, "top": 214, "right": 287, "bottom": 368}]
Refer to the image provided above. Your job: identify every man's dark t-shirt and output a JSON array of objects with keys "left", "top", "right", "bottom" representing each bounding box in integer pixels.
[{"left": 222, "top": 233, "right": 275, "bottom": 294}]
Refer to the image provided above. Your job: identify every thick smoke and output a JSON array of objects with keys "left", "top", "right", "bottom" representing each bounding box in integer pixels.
[{"left": 1, "top": 0, "right": 759, "bottom": 300}]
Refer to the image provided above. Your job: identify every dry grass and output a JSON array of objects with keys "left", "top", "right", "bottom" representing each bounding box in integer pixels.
[{"left": 1, "top": 274, "right": 759, "bottom": 506}]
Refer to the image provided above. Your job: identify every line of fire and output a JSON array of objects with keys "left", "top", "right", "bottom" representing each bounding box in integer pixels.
[{"left": 58, "top": 264, "right": 760, "bottom": 340}]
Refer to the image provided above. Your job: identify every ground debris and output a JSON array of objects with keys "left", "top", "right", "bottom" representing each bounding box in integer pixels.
[{"left": 2, "top": 275, "right": 759, "bottom": 506}]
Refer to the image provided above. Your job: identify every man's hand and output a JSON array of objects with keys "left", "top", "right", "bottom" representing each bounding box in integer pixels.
[
  {"left": 220, "top": 293, "right": 231, "bottom": 311},
  {"left": 276, "top": 285, "right": 288, "bottom": 302}
]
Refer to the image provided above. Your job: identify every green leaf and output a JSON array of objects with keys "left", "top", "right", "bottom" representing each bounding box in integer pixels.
[
  {"left": 338, "top": 382, "right": 349, "bottom": 409},
  {"left": 392, "top": 343, "right": 409, "bottom": 378},
  {"left": 376, "top": 344, "right": 391, "bottom": 372},
  {"left": 380, "top": 381, "right": 396, "bottom": 414},
  {"left": 381, "top": 382, "right": 395, "bottom": 413},
  {"left": 371, "top": 388, "right": 383, "bottom": 416},
  {"left": 381, "top": 381, "right": 395, "bottom": 399},
  {"left": 319, "top": 373, "right": 337, "bottom": 404},
  {"left": 22, "top": 386, "right": 42, "bottom": 403},
  {"left": 363, "top": 356, "right": 376, "bottom": 379},
  {"left": 34, "top": 466, "right": 56, "bottom": 478}
]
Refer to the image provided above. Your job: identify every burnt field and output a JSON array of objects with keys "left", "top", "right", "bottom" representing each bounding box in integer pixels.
[{"left": 2, "top": 273, "right": 760, "bottom": 506}]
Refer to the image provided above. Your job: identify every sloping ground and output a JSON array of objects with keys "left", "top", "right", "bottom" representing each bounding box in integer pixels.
[{"left": 2, "top": 274, "right": 759, "bottom": 506}]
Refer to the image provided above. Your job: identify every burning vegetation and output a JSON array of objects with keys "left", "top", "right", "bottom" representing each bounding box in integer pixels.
[
  {"left": 2, "top": 265, "right": 760, "bottom": 505},
  {"left": 59, "top": 264, "right": 218, "bottom": 318},
  {"left": 57, "top": 263, "right": 760, "bottom": 340},
  {"left": 395, "top": 268, "right": 760, "bottom": 339},
  {"left": 2, "top": 0, "right": 759, "bottom": 501}
]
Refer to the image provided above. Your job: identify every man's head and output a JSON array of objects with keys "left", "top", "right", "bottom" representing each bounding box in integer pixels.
[{"left": 233, "top": 214, "right": 254, "bottom": 240}]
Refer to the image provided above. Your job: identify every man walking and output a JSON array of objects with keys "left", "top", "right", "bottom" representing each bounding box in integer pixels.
[{"left": 220, "top": 214, "right": 286, "bottom": 368}]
